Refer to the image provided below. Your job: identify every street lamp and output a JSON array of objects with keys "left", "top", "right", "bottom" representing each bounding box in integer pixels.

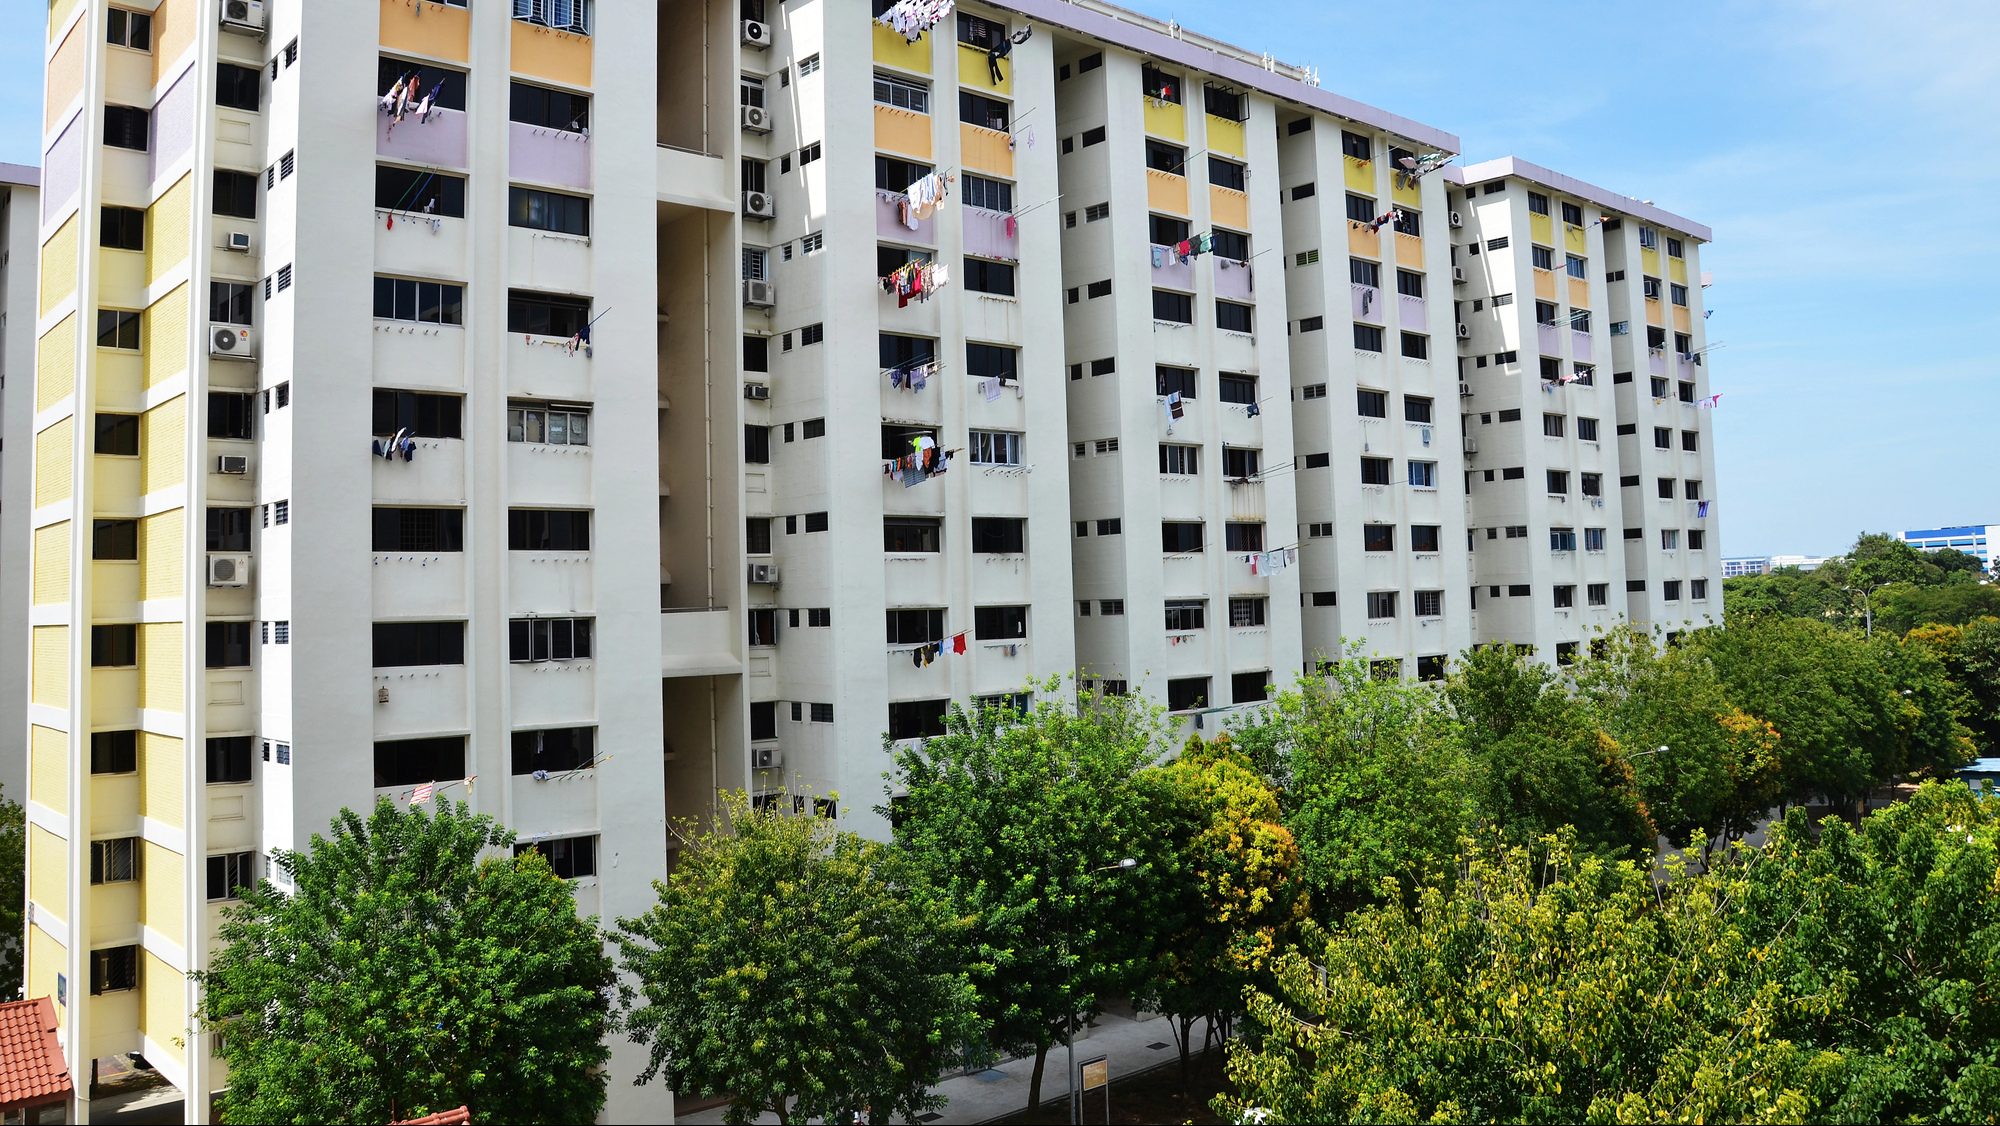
[{"left": 1063, "top": 858, "right": 1137, "bottom": 1126}]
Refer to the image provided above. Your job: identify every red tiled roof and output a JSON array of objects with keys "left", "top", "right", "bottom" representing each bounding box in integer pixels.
[
  {"left": 0, "top": 998, "right": 71, "bottom": 1111},
  {"left": 393, "top": 1107, "right": 471, "bottom": 1125}
]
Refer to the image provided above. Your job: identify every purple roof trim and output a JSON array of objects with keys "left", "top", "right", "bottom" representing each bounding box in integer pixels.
[
  {"left": 1448, "top": 156, "right": 1711, "bottom": 242},
  {"left": 0, "top": 163, "right": 38, "bottom": 188},
  {"left": 1000, "top": 0, "right": 1459, "bottom": 153}
]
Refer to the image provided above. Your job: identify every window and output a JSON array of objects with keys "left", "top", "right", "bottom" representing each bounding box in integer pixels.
[
  {"left": 107, "top": 7, "right": 153, "bottom": 49},
  {"left": 210, "top": 281, "right": 255, "bottom": 326},
  {"left": 92, "top": 731, "right": 138, "bottom": 775},
  {"left": 103, "top": 105, "right": 149, "bottom": 151},
  {"left": 1360, "top": 457, "right": 1392, "bottom": 486},
  {"left": 873, "top": 72, "right": 930, "bottom": 113},
  {"left": 1086, "top": 278, "right": 1112, "bottom": 298},
  {"left": 507, "top": 291, "right": 591, "bottom": 338},
  {"left": 1159, "top": 444, "right": 1199, "bottom": 475},
  {"left": 1414, "top": 590, "right": 1443, "bottom": 618},
  {"left": 371, "top": 508, "right": 464, "bottom": 552},
  {"left": 958, "top": 9, "right": 1009, "bottom": 48},
  {"left": 217, "top": 63, "right": 262, "bottom": 111},
  {"left": 1656, "top": 477, "right": 1678, "bottom": 501},
  {"left": 740, "top": 73, "right": 765, "bottom": 109},
  {"left": 1363, "top": 524, "right": 1395, "bottom": 552},
  {"left": 373, "top": 277, "right": 465, "bottom": 326},
  {"left": 1664, "top": 580, "right": 1683, "bottom": 602},
  {"left": 1211, "top": 229, "right": 1250, "bottom": 261},
  {"left": 1307, "top": 523, "right": 1333, "bottom": 538},
  {"left": 508, "top": 509, "right": 591, "bottom": 551},
  {"left": 1566, "top": 253, "right": 1587, "bottom": 279},
  {"left": 100, "top": 205, "right": 145, "bottom": 251},
  {"left": 1152, "top": 290, "right": 1193, "bottom": 323},
  {"left": 880, "top": 332, "right": 935, "bottom": 371},
  {"left": 1354, "top": 324, "right": 1384, "bottom": 352},
  {"left": 93, "top": 519, "right": 138, "bottom": 562},
  {"left": 964, "top": 258, "right": 1016, "bottom": 295},
  {"left": 1225, "top": 523, "right": 1265, "bottom": 552},
  {"left": 1653, "top": 426, "right": 1673, "bottom": 450},
  {"left": 1486, "top": 236, "right": 1511, "bottom": 251},
  {"left": 884, "top": 609, "right": 944, "bottom": 647},
  {"left": 1661, "top": 529, "right": 1681, "bottom": 551},
  {"left": 1208, "top": 156, "right": 1246, "bottom": 191},
  {"left": 1162, "top": 522, "right": 1204, "bottom": 553},
  {"left": 374, "top": 165, "right": 465, "bottom": 218},
  {"left": 1350, "top": 258, "right": 1381, "bottom": 287},
  {"left": 503, "top": 401, "right": 590, "bottom": 448},
  {"left": 1400, "top": 333, "right": 1429, "bottom": 359},
  {"left": 1692, "top": 579, "right": 1709, "bottom": 600},
  {"left": 91, "top": 625, "right": 137, "bottom": 668},
  {"left": 1400, "top": 524, "right": 1438, "bottom": 555},
  {"left": 884, "top": 517, "right": 941, "bottom": 553},
  {"left": 1393, "top": 209, "right": 1421, "bottom": 236},
  {"left": 508, "top": 617, "right": 594, "bottom": 662},
  {"left": 371, "top": 621, "right": 463, "bottom": 667},
  {"left": 1527, "top": 191, "right": 1551, "bottom": 216},
  {"left": 201, "top": 735, "right": 252, "bottom": 784},
  {"left": 517, "top": 836, "right": 598, "bottom": 880},
  {"left": 887, "top": 700, "right": 950, "bottom": 741},
  {"left": 509, "top": 186, "right": 591, "bottom": 236},
  {"left": 92, "top": 412, "right": 141, "bottom": 458},
  {"left": 1666, "top": 236, "right": 1685, "bottom": 258},
  {"left": 510, "top": 80, "right": 590, "bottom": 132},
  {"left": 1580, "top": 528, "right": 1605, "bottom": 552},
  {"left": 1341, "top": 130, "right": 1372, "bottom": 160},
  {"left": 1550, "top": 526, "right": 1578, "bottom": 552},
  {"left": 1222, "top": 447, "right": 1261, "bottom": 478},
  {"left": 372, "top": 737, "right": 466, "bottom": 791},
  {"left": 962, "top": 174, "right": 1012, "bottom": 212},
  {"left": 1167, "top": 678, "right": 1210, "bottom": 712},
  {"left": 1390, "top": 270, "right": 1425, "bottom": 301},
  {"left": 1217, "top": 301, "right": 1254, "bottom": 333},
  {"left": 90, "top": 946, "right": 139, "bottom": 995},
  {"left": 971, "top": 518, "right": 1026, "bottom": 554},
  {"left": 91, "top": 840, "right": 140, "bottom": 884},
  {"left": 968, "top": 430, "right": 1022, "bottom": 466},
  {"left": 1366, "top": 591, "right": 1398, "bottom": 619},
  {"left": 1155, "top": 366, "right": 1197, "bottom": 399},
  {"left": 1345, "top": 193, "right": 1377, "bottom": 223},
  {"left": 959, "top": 91, "right": 1010, "bottom": 131},
  {"left": 206, "top": 852, "right": 255, "bottom": 901},
  {"left": 1408, "top": 460, "right": 1437, "bottom": 488},
  {"left": 1356, "top": 389, "right": 1388, "bottom": 418},
  {"left": 97, "top": 309, "right": 141, "bottom": 350}
]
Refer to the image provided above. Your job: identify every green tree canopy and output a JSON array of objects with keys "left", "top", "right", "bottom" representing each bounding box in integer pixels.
[
  {"left": 1874, "top": 581, "right": 2000, "bottom": 635},
  {"left": 886, "top": 686, "right": 1169, "bottom": 1109},
  {"left": 0, "top": 786, "right": 21, "bottom": 1002},
  {"left": 1948, "top": 617, "right": 2000, "bottom": 754},
  {"left": 196, "top": 799, "right": 612, "bottom": 1125},
  {"left": 616, "top": 793, "right": 980, "bottom": 1126}
]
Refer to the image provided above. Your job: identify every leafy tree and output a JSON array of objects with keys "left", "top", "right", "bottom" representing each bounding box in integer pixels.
[
  {"left": 1447, "top": 646, "right": 1655, "bottom": 858},
  {"left": 0, "top": 786, "right": 21, "bottom": 1002},
  {"left": 1949, "top": 617, "right": 2000, "bottom": 754},
  {"left": 887, "top": 685, "right": 1169, "bottom": 1110},
  {"left": 1930, "top": 546, "right": 1987, "bottom": 579},
  {"left": 1722, "top": 566, "right": 1848, "bottom": 626},
  {"left": 1874, "top": 581, "right": 2000, "bottom": 635},
  {"left": 1135, "top": 736, "right": 1305, "bottom": 1079},
  {"left": 1837, "top": 531, "right": 1946, "bottom": 589},
  {"left": 616, "top": 793, "right": 979, "bottom": 1126},
  {"left": 1229, "top": 660, "right": 1475, "bottom": 911},
  {"left": 196, "top": 799, "right": 613, "bottom": 1125}
]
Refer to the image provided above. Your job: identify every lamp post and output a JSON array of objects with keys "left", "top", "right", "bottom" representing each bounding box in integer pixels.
[{"left": 1063, "top": 857, "right": 1136, "bottom": 1126}]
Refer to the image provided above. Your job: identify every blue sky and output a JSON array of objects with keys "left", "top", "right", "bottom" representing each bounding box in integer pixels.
[{"left": 3, "top": 1, "right": 1993, "bottom": 555}]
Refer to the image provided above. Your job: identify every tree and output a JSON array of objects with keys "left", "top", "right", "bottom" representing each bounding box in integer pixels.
[
  {"left": 887, "top": 685, "right": 1169, "bottom": 1110},
  {"left": 616, "top": 794, "right": 980, "bottom": 1126},
  {"left": 1874, "top": 581, "right": 2000, "bottom": 635},
  {"left": 1229, "top": 660, "right": 1475, "bottom": 912},
  {"left": 195, "top": 799, "right": 613, "bottom": 1125},
  {"left": 1722, "top": 566, "right": 1848, "bottom": 626},
  {"left": 1949, "top": 617, "right": 2000, "bottom": 754},
  {"left": 1135, "top": 736, "right": 1305, "bottom": 1080},
  {"left": 0, "top": 786, "right": 21, "bottom": 1002},
  {"left": 1931, "top": 547, "right": 1987, "bottom": 579},
  {"left": 1837, "top": 531, "right": 1945, "bottom": 589},
  {"left": 1447, "top": 646, "right": 1656, "bottom": 858}
]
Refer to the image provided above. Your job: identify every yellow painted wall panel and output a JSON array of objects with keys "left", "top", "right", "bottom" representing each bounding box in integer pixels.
[
  {"left": 140, "top": 396, "right": 186, "bottom": 497},
  {"left": 1394, "top": 233, "right": 1424, "bottom": 269},
  {"left": 145, "top": 178, "right": 191, "bottom": 285},
  {"left": 30, "top": 727, "right": 68, "bottom": 815},
  {"left": 141, "top": 844, "right": 185, "bottom": 938},
  {"left": 138, "top": 733, "right": 183, "bottom": 829},
  {"left": 1206, "top": 116, "right": 1244, "bottom": 158},
  {"left": 34, "top": 417, "right": 74, "bottom": 507},
  {"left": 1641, "top": 246, "right": 1660, "bottom": 276},
  {"left": 153, "top": 0, "right": 196, "bottom": 81},
  {"left": 1530, "top": 212, "right": 1553, "bottom": 246},
  {"left": 873, "top": 105, "right": 932, "bottom": 160},
  {"left": 873, "top": 23, "right": 931, "bottom": 73},
  {"left": 137, "top": 623, "right": 183, "bottom": 714},
  {"left": 1669, "top": 257, "right": 1688, "bottom": 284},
  {"left": 36, "top": 316, "right": 76, "bottom": 413},
  {"left": 32, "top": 626, "right": 69, "bottom": 709},
  {"left": 1673, "top": 305, "right": 1691, "bottom": 332},
  {"left": 1391, "top": 175, "right": 1421, "bottom": 209},
  {"left": 141, "top": 951, "right": 188, "bottom": 1066},
  {"left": 1645, "top": 298, "right": 1665, "bottom": 328},
  {"left": 1533, "top": 269, "right": 1557, "bottom": 301},
  {"left": 27, "top": 928, "right": 65, "bottom": 1030},
  {"left": 1347, "top": 226, "right": 1381, "bottom": 259},
  {"left": 142, "top": 285, "right": 189, "bottom": 389},
  {"left": 45, "top": 20, "right": 83, "bottom": 129},
  {"left": 1568, "top": 277, "right": 1591, "bottom": 310},
  {"left": 1564, "top": 223, "right": 1587, "bottom": 255},
  {"left": 1209, "top": 186, "right": 1248, "bottom": 231},
  {"left": 1142, "top": 98, "right": 1185, "bottom": 142},
  {"left": 1145, "top": 170, "right": 1188, "bottom": 216},
  {"left": 39, "top": 215, "right": 77, "bottom": 314},
  {"left": 959, "top": 123, "right": 1013, "bottom": 178},
  {"left": 381, "top": 0, "right": 470, "bottom": 63},
  {"left": 958, "top": 43, "right": 1010, "bottom": 96},
  {"left": 1343, "top": 156, "right": 1374, "bottom": 195},
  {"left": 28, "top": 825, "right": 66, "bottom": 910},
  {"left": 33, "top": 522, "right": 70, "bottom": 605},
  {"left": 139, "top": 509, "right": 183, "bottom": 603},
  {"left": 510, "top": 21, "right": 591, "bottom": 86}
]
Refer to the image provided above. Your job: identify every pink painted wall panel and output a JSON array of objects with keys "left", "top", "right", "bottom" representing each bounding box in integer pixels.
[
  {"left": 1571, "top": 329, "right": 1592, "bottom": 357},
  {"left": 149, "top": 65, "right": 196, "bottom": 182},
  {"left": 1536, "top": 322, "right": 1562, "bottom": 355},
  {"left": 509, "top": 121, "right": 592, "bottom": 191},
  {"left": 42, "top": 117, "right": 80, "bottom": 221},
  {"left": 962, "top": 206, "right": 1016, "bottom": 261},
  {"left": 378, "top": 107, "right": 469, "bottom": 170},
  {"left": 1350, "top": 283, "right": 1380, "bottom": 322},
  {"left": 1149, "top": 245, "right": 1193, "bottom": 291},
  {"left": 876, "top": 191, "right": 935, "bottom": 243},
  {"left": 1214, "top": 258, "right": 1253, "bottom": 301},
  {"left": 1398, "top": 293, "right": 1425, "bottom": 325},
  {"left": 1648, "top": 350, "right": 1667, "bottom": 375}
]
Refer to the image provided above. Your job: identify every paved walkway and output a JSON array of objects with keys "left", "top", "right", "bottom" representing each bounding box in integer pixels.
[{"left": 676, "top": 1009, "right": 1211, "bottom": 1124}]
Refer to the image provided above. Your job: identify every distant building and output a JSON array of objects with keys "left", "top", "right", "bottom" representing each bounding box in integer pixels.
[
  {"left": 1721, "top": 556, "right": 1771, "bottom": 578},
  {"left": 1769, "top": 554, "right": 1830, "bottom": 572},
  {"left": 1902, "top": 525, "right": 1998, "bottom": 573}
]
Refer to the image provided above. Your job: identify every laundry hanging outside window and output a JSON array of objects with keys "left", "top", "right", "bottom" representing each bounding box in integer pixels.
[
  {"left": 900, "top": 170, "right": 956, "bottom": 231},
  {"left": 883, "top": 434, "right": 956, "bottom": 487},
  {"left": 907, "top": 630, "right": 975, "bottom": 667},
  {"left": 1243, "top": 546, "right": 1298, "bottom": 577},
  {"left": 380, "top": 71, "right": 445, "bottom": 136},
  {"left": 884, "top": 356, "right": 940, "bottom": 392},
  {"left": 878, "top": 0, "right": 954, "bottom": 44},
  {"left": 882, "top": 258, "right": 950, "bottom": 307}
]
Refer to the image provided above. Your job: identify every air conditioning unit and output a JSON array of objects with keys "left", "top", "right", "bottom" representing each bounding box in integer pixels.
[
  {"left": 747, "top": 562, "right": 780, "bottom": 585},
  {"left": 741, "top": 105, "right": 770, "bottom": 134},
  {"left": 1455, "top": 323, "right": 1471, "bottom": 339},
  {"left": 207, "top": 553, "right": 250, "bottom": 588},
  {"left": 752, "top": 745, "right": 784, "bottom": 770},
  {"left": 220, "top": 0, "right": 266, "bottom": 32},
  {"left": 216, "top": 454, "right": 249, "bottom": 475},
  {"left": 741, "top": 19, "right": 770, "bottom": 47},
  {"left": 225, "top": 231, "right": 253, "bottom": 253},
  {"left": 209, "top": 323, "right": 255, "bottom": 359},
  {"left": 1448, "top": 210, "right": 1464, "bottom": 228},
  {"left": 743, "top": 383, "right": 769, "bottom": 401},
  {"left": 743, "top": 278, "right": 776, "bottom": 309},
  {"left": 742, "top": 191, "right": 774, "bottom": 220},
  {"left": 1643, "top": 280, "right": 1662, "bottom": 299},
  {"left": 1458, "top": 381, "right": 1473, "bottom": 397},
  {"left": 1452, "top": 265, "right": 1466, "bottom": 284},
  {"left": 1462, "top": 436, "right": 1478, "bottom": 455}
]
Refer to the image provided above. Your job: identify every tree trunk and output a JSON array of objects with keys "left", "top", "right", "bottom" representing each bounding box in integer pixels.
[
  {"left": 1028, "top": 1042, "right": 1049, "bottom": 1110},
  {"left": 773, "top": 1094, "right": 791, "bottom": 1126},
  {"left": 1171, "top": 1013, "right": 1196, "bottom": 1091}
]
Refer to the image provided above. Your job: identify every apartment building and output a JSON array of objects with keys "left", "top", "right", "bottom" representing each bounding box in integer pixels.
[
  {"left": 1903, "top": 525, "right": 1999, "bottom": 573},
  {"left": 2, "top": 167, "right": 40, "bottom": 807},
  {"left": 1446, "top": 159, "right": 1721, "bottom": 659},
  {"left": 23, "top": 0, "right": 1718, "bottom": 1119}
]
